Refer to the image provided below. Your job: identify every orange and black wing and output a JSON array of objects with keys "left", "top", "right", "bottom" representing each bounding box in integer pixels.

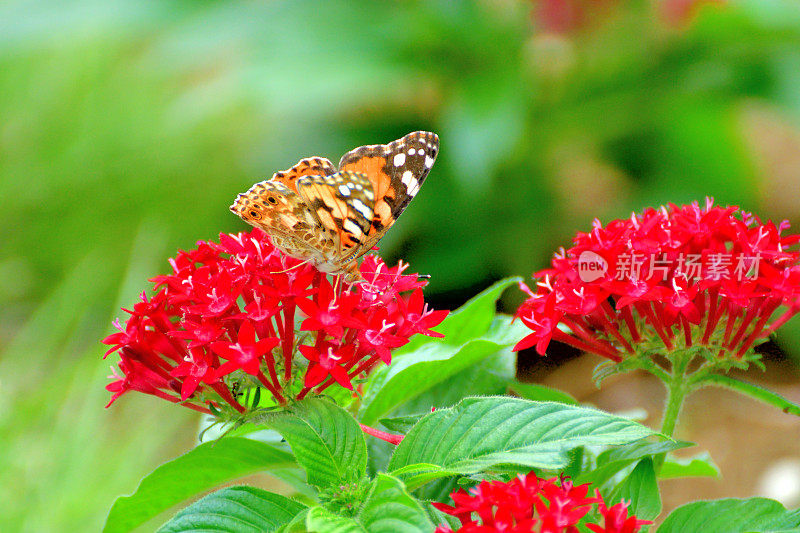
[
  {"left": 294, "top": 171, "right": 376, "bottom": 256},
  {"left": 337, "top": 131, "right": 439, "bottom": 256},
  {"left": 271, "top": 156, "right": 337, "bottom": 193}
]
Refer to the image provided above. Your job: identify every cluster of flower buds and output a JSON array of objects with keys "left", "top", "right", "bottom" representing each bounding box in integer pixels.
[{"left": 103, "top": 228, "right": 447, "bottom": 414}]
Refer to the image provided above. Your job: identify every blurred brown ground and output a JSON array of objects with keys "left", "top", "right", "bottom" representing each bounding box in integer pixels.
[{"left": 526, "top": 352, "right": 800, "bottom": 518}]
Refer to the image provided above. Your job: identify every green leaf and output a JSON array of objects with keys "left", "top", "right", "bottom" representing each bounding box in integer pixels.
[
  {"left": 305, "top": 507, "right": 364, "bottom": 533},
  {"left": 578, "top": 440, "right": 692, "bottom": 488},
  {"left": 277, "top": 508, "right": 310, "bottom": 533},
  {"left": 702, "top": 374, "right": 800, "bottom": 416},
  {"left": 660, "top": 451, "right": 720, "bottom": 479},
  {"left": 360, "top": 278, "right": 523, "bottom": 426},
  {"left": 388, "top": 397, "right": 655, "bottom": 490},
  {"left": 426, "top": 502, "right": 461, "bottom": 532},
  {"left": 561, "top": 446, "right": 587, "bottom": 480},
  {"left": 157, "top": 486, "right": 306, "bottom": 533},
  {"left": 658, "top": 498, "right": 800, "bottom": 533},
  {"left": 360, "top": 339, "right": 506, "bottom": 426},
  {"left": 607, "top": 458, "right": 661, "bottom": 521},
  {"left": 103, "top": 438, "right": 296, "bottom": 533},
  {"left": 482, "top": 313, "right": 533, "bottom": 346},
  {"left": 270, "top": 467, "right": 317, "bottom": 500},
  {"left": 390, "top": 463, "right": 450, "bottom": 477},
  {"left": 304, "top": 474, "right": 433, "bottom": 533},
  {"left": 380, "top": 342, "right": 515, "bottom": 421},
  {"left": 365, "top": 435, "right": 396, "bottom": 480},
  {"left": 357, "top": 474, "right": 434, "bottom": 532},
  {"left": 217, "top": 420, "right": 312, "bottom": 497},
  {"left": 438, "top": 277, "right": 522, "bottom": 346},
  {"left": 508, "top": 380, "right": 578, "bottom": 405},
  {"left": 397, "top": 277, "right": 521, "bottom": 353},
  {"left": 597, "top": 440, "right": 694, "bottom": 465},
  {"left": 367, "top": 346, "right": 515, "bottom": 485},
  {"left": 379, "top": 413, "right": 428, "bottom": 434},
  {"left": 266, "top": 398, "right": 367, "bottom": 490}
]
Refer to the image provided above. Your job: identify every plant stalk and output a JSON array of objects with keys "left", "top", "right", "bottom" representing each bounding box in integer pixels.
[{"left": 653, "top": 353, "right": 691, "bottom": 473}]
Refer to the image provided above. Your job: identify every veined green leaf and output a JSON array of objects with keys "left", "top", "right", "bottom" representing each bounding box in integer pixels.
[
  {"left": 389, "top": 397, "right": 655, "bottom": 490},
  {"left": 306, "top": 507, "right": 364, "bottom": 533},
  {"left": 395, "top": 277, "right": 522, "bottom": 354},
  {"left": 576, "top": 440, "right": 693, "bottom": 487},
  {"left": 265, "top": 398, "right": 366, "bottom": 490},
  {"left": 607, "top": 458, "right": 661, "bottom": 521},
  {"left": 157, "top": 486, "right": 306, "bottom": 533},
  {"left": 507, "top": 380, "right": 578, "bottom": 405},
  {"left": 103, "top": 438, "right": 296, "bottom": 533},
  {"left": 304, "top": 474, "right": 432, "bottom": 533},
  {"left": 658, "top": 498, "right": 800, "bottom": 532},
  {"left": 360, "top": 339, "right": 506, "bottom": 426},
  {"left": 660, "top": 451, "right": 720, "bottom": 479}
]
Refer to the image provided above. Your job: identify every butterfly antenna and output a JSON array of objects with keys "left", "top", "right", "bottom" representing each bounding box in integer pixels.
[{"left": 271, "top": 260, "right": 309, "bottom": 275}]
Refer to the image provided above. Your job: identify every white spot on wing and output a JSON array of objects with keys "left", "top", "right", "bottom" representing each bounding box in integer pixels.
[
  {"left": 350, "top": 199, "right": 372, "bottom": 220},
  {"left": 425, "top": 156, "right": 435, "bottom": 168},
  {"left": 393, "top": 153, "right": 406, "bottom": 167},
  {"left": 343, "top": 218, "right": 363, "bottom": 236},
  {"left": 401, "top": 170, "right": 419, "bottom": 196},
  {"left": 407, "top": 148, "right": 415, "bottom": 155}
]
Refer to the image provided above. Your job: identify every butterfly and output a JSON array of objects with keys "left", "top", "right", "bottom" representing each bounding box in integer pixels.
[{"left": 230, "top": 131, "right": 439, "bottom": 283}]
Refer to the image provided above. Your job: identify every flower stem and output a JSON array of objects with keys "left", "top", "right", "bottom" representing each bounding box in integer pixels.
[
  {"left": 659, "top": 378, "right": 685, "bottom": 439},
  {"left": 653, "top": 353, "right": 692, "bottom": 473}
]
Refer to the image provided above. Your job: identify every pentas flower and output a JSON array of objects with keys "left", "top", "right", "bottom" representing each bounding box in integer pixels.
[
  {"left": 103, "top": 228, "right": 447, "bottom": 415},
  {"left": 515, "top": 199, "right": 800, "bottom": 367},
  {"left": 433, "top": 472, "right": 650, "bottom": 533}
]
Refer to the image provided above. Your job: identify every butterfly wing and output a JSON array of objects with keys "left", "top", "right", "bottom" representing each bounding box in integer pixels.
[
  {"left": 229, "top": 179, "right": 333, "bottom": 261},
  {"left": 271, "top": 156, "right": 337, "bottom": 193},
  {"left": 338, "top": 131, "right": 439, "bottom": 257},
  {"left": 230, "top": 131, "right": 439, "bottom": 278},
  {"left": 295, "top": 171, "right": 376, "bottom": 255}
]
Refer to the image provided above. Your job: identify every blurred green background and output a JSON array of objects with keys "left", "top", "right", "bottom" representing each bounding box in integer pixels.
[{"left": 2, "top": 0, "right": 800, "bottom": 530}]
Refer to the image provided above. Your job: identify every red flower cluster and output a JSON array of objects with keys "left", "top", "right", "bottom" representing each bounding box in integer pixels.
[
  {"left": 515, "top": 199, "right": 800, "bottom": 362},
  {"left": 433, "top": 472, "right": 650, "bottom": 533},
  {"left": 103, "top": 228, "right": 447, "bottom": 414}
]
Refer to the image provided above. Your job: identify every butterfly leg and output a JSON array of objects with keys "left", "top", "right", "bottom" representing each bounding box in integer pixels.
[{"left": 340, "top": 261, "right": 362, "bottom": 286}]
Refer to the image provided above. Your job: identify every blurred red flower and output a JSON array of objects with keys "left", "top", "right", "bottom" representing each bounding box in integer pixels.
[{"left": 531, "top": 0, "right": 725, "bottom": 35}]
